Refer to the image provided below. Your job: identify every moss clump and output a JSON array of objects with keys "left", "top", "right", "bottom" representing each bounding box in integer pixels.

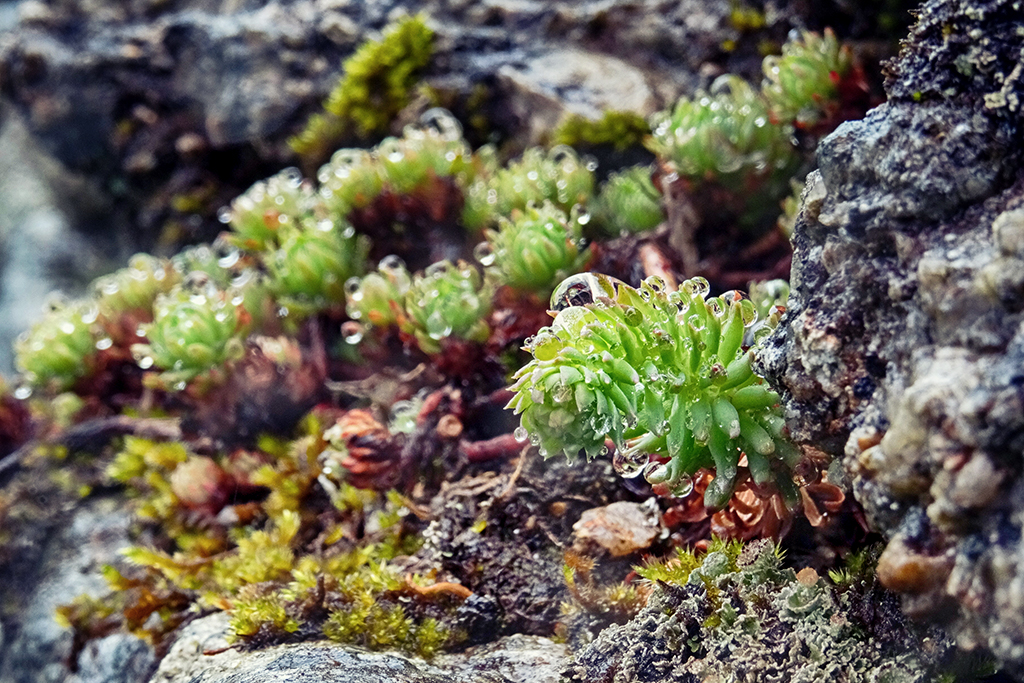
[
  {"left": 551, "top": 110, "right": 651, "bottom": 151},
  {"left": 290, "top": 15, "right": 435, "bottom": 164}
]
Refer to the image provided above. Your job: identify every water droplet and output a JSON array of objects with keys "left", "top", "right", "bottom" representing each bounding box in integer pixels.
[
  {"left": 218, "top": 249, "right": 241, "bottom": 268},
  {"left": 58, "top": 321, "right": 76, "bottom": 335},
  {"left": 277, "top": 306, "right": 290, "bottom": 317},
  {"left": 341, "top": 321, "right": 364, "bottom": 344},
  {"left": 173, "top": 381, "right": 187, "bottom": 391},
  {"left": 669, "top": 474, "right": 694, "bottom": 497},
  {"left": 13, "top": 385, "right": 32, "bottom": 400},
  {"left": 95, "top": 337, "right": 113, "bottom": 350},
  {"left": 644, "top": 461, "right": 670, "bottom": 484},
  {"left": 514, "top": 426, "right": 529, "bottom": 443},
  {"left": 550, "top": 273, "right": 623, "bottom": 311},
  {"left": 473, "top": 242, "right": 496, "bottom": 266},
  {"left": 419, "top": 108, "right": 463, "bottom": 141},
  {"left": 379, "top": 254, "right": 406, "bottom": 275},
  {"left": 217, "top": 206, "right": 232, "bottom": 224},
  {"left": 612, "top": 449, "right": 648, "bottom": 478}
]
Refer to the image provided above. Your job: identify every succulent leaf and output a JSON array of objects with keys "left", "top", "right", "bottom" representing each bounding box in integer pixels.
[
  {"left": 509, "top": 273, "right": 793, "bottom": 508},
  {"left": 484, "top": 202, "right": 591, "bottom": 295}
]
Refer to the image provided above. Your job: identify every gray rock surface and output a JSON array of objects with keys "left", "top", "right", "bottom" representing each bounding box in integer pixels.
[
  {"left": 149, "top": 612, "right": 568, "bottom": 683},
  {"left": 0, "top": 496, "right": 155, "bottom": 683},
  {"left": 759, "top": 0, "right": 1024, "bottom": 672}
]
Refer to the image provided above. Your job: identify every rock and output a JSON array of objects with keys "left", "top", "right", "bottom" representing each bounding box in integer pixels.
[
  {"left": 0, "top": 495, "right": 155, "bottom": 683},
  {"left": 759, "top": 0, "right": 1024, "bottom": 672},
  {"left": 417, "top": 454, "right": 638, "bottom": 636},
  {"left": 150, "top": 612, "right": 568, "bottom": 683},
  {"left": 496, "top": 49, "right": 661, "bottom": 145},
  {"left": 564, "top": 540, "right": 962, "bottom": 683},
  {"left": 571, "top": 500, "right": 662, "bottom": 558}
]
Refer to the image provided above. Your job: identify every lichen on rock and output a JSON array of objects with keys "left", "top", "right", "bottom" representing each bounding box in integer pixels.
[{"left": 759, "top": 0, "right": 1024, "bottom": 672}]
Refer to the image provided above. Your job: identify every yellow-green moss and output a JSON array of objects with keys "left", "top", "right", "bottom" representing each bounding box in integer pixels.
[
  {"left": 551, "top": 111, "right": 651, "bottom": 151},
  {"left": 290, "top": 15, "right": 435, "bottom": 164}
]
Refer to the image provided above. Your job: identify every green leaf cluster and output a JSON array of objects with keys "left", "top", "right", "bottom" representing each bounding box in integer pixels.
[
  {"left": 592, "top": 165, "right": 665, "bottom": 235},
  {"left": 132, "top": 282, "right": 246, "bottom": 387},
  {"left": 762, "top": 29, "right": 852, "bottom": 128},
  {"left": 14, "top": 299, "right": 102, "bottom": 392},
  {"left": 462, "top": 146, "right": 595, "bottom": 231},
  {"left": 482, "top": 201, "right": 592, "bottom": 295},
  {"left": 648, "top": 30, "right": 852, "bottom": 188},
  {"left": 508, "top": 273, "right": 798, "bottom": 509}
]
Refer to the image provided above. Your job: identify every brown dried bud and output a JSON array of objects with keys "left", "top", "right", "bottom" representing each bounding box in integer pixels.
[{"left": 324, "top": 409, "right": 401, "bottom": 490}]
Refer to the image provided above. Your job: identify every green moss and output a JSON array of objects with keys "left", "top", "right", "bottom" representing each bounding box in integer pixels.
[
  {"left": 290, "top": 15, "right": 435, "bottom": 164},
  {"left": 551, "top": 110, "right": 651, "bottom": 151}
]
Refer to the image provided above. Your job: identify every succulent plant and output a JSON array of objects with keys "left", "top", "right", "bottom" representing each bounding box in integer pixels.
[
  {"left": 132, "top": 281, "right": 246, "bottom": 388},
  {"left": 345, "top": 255, "right": 413, "bottom": 328},
  {"left": 375, "top": 112, "right": 475, "bottom": 195},
  {"left": 762, "top": 29, "right": 852, "bottom": 128},
  {"left": 221, "top": 168, "right": 312, "bottom": 252},
  {"left": 507, "top": 273, "right": 798, "bottom": 509},
  {"left": 481, "top": 202, "right": 591, "bottom": 295},
  {"left": 462, "top": 146, "right": 595, "bottom": 231},
  {"left": 648, "top": 76, "right": 796, "bottom": 188},
  {"left": 315, "top": 110, "right": 474, "bottom": 220},
  {"left": 400, "top": 260, "right": 494, "bottom": 355},
  {"left": 94, "top": 254, "right": 181, "bottom": 318},
  {"left": 14, "top": 298, "right": 103, "bottom": 391},
  {"left": 593, "top": 165, "right": 665, "bottom": 235},
  {"left": 265, "top": 218, "right": 369, "bottom": 316}
]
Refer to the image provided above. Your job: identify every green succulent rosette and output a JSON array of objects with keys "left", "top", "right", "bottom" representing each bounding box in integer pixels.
[
  {"left": 462, "top": 146, "right": 595, "bottom": 230},
  {"left": 375, "top": 111, "right": 475, "bottom": 195},
  {"left": 762, "top": 29, "right": 852, "bottom": 128},
  {"left": 265, "top": 218, "right": 370, "bottom": 318},
  {"left": 223, "top": 168, "right": 312, "bottom": 252},
  {"left": 400, "top": 260, "right": 494, "bottom": 355},
  {"left": 316, "top": 149, "right": 385, "bottom": 218},
  {"left": 345, "top": 255, "right": 413, "bottom": 328},
  {"left": 94, "top": 254, "right": 181, "bottom": 318},
  {"left": 648, "top": 76, "right": 795, "bottom": 188},
  {"left": 15, "top": 298, "right": 103, "bottom": 391},
  {"left": 507, "top": 273, "right": 798, "bottom": 509},
  {"left": 593, "top": 165, "right": 665, "bottom": 235},
  {"left": 482, "top": 202, "right": 591, "bottom": 295},
  {"left": 133, "top": 283, "right": 245, "bottom": 388}
]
